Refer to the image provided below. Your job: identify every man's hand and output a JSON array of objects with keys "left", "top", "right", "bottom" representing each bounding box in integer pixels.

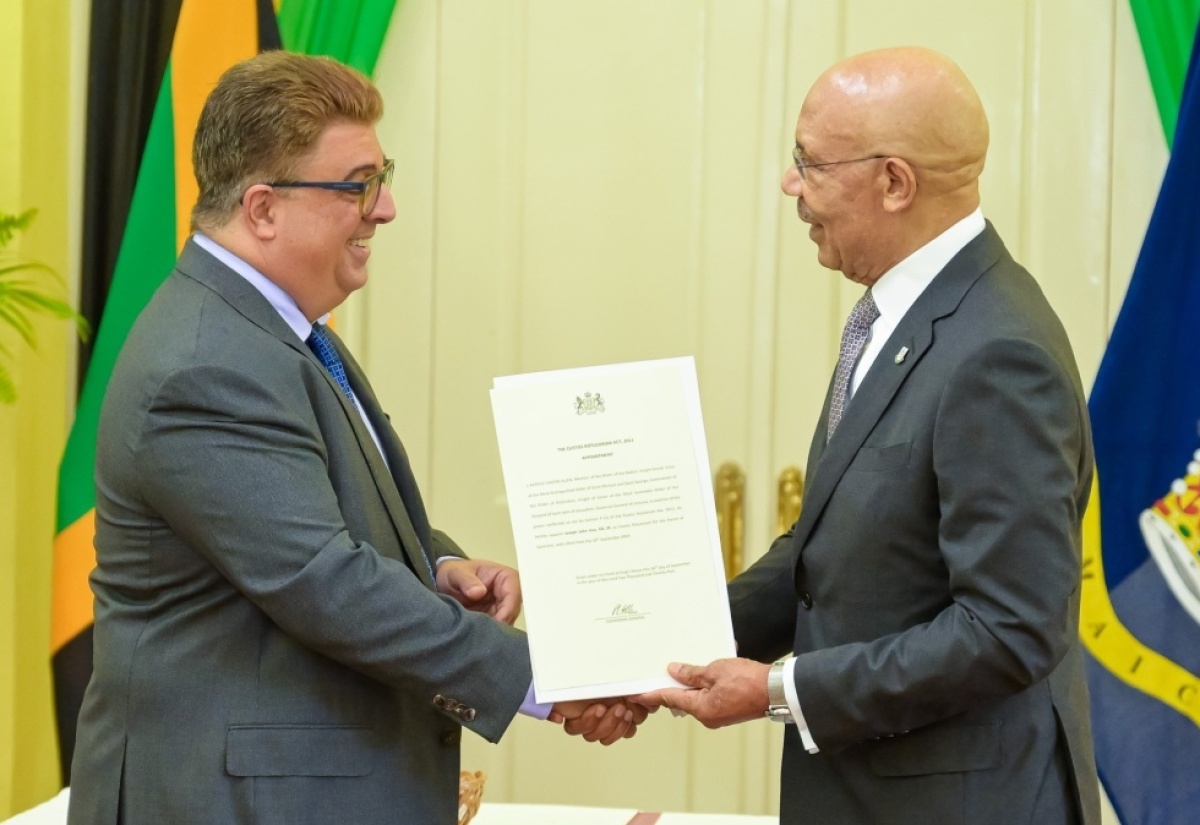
[
  {"left": 548, "top": 698, "right": 652, "bottom": 746},
  {"left": 435, "top": 558, "right": 522, "bottom": 625},
  {"left": 635, "top": 658, "right": 770, "bottom": 729}
]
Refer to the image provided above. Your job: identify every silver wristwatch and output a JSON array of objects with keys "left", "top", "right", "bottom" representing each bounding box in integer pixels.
[{"left": 766, "top": 659, "right": 793, "bottom": 723}]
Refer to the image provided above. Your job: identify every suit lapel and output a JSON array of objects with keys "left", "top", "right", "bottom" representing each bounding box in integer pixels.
[
  {"left": 789, "top": 223, "right": 1008, "bottom": 558},
  {"left": 792, "top": 327, "right": 926, "bottom": 557},
  {"left": 334, "top": 336, "right": 439, "bottom": 591},
  {"left": 805, "top": 370, "right": 837, "bottom": 481}
]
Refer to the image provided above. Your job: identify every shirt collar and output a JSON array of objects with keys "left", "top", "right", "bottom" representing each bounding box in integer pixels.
[
  {"left": 871, "top": 208, "right": 985, "bottom": 324},
  {"left": 192, "top": 233, "right": 329, "bottom": 341}
]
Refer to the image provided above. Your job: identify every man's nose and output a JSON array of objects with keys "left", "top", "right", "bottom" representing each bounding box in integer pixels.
[
  {"left": 369, "top": 185, "right": 397, "bottom": 224},
  {"left": 781, "top": 163, "right": 802, "bottom": 196}
]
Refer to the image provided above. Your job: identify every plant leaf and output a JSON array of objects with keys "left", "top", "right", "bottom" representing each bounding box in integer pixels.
[
  {"left": 0, "top": 261, "right": 56, "bottom": 278},
  {"left": 0, "top": 302, "right": 37, "bottom": 347},
  {"left": 0, "top": 208, "right": 38, "bottom": 251},
  {"left": 0, "top": 362, "right": 17, "bottom": 404},
  {"left": 0, "top": 207, "right": 89, "bottom": 399},
  {"left": 7, "top": 289, "right": 77, "bottom": 317}
]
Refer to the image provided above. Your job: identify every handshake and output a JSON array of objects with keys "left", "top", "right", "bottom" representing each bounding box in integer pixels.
[{"left": 546, "top": 656, "right": 772, "bottom": 746}]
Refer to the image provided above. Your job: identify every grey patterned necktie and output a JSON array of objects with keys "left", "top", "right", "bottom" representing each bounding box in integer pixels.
[{"left": 826, "top": 289, "right": 880, "bottom": 440}]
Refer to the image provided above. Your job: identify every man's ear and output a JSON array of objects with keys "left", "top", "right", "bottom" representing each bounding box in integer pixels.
[
  {"left": 241, "top": 184, "right": 279, "bottom": 240},
  {"left": 880, "top": 158, "right": 917, "bottom": 213}
]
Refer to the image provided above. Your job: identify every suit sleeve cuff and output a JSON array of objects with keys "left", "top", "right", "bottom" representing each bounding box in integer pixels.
[{"left": 783, "top": 657, "right": 820, "bottom": 754}]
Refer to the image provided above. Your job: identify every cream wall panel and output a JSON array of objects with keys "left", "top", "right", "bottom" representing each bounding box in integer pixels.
[
  {"left": 1, "top": 0, "right": 21, "bottom": 805},
  {"left": 425, "top": 0, "right": 520, "bottom": 563},
  {"left": 692, "top": 0, "right": 767, "bottom": 492},
  {"left": 14, "top": 0, "right": 78, "bottom": 805},
  {"left": 689, "top": 1, "right": 791, "bottom": 810},
  {"left": 401, "top": 0, "right": 527, "bottom": 799},
  {"left": 0, "top": 0, "right": 19, "bottom": 189},
  {"left": 1108, "top": 0, "right": 1168, "bottom": 347},
  {"left": 368, "top": 0, "right": 440, "bottom": 484},
  {"left": 726, "top": 0, "right": 789, "bottom": 583},
  {"left": 771, "top": 0, "right": 849, "bottom": 481},
  {"left": 517, "top": 0, "right": 705, "bottom": 371},
  {"left": 1020, "top": 0, "right": 1116, "bottom": 392}
]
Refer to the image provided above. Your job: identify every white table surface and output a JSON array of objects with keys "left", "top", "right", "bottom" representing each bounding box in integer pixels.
[
  {"left": 475, "top": 805, "right": 775, "bottom": 824},
  {"left": 5, "top": 789, "right": 777, "bottom": 824}
]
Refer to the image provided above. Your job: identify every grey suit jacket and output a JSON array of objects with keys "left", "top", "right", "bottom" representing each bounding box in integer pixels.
[
  {"left": 730, "top": 224, "right": 1100, "bottom": 824},
  {"left": 68, "top": 240, "right": 531, "bottom": 825}
]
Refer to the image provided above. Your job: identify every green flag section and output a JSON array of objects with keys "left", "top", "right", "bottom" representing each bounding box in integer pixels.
[
  {"left": 1081, "top": 10, "right": 1200, "bottom": 824},
  {"left": 1129, "top": 0, "right": 1200, "bottom": 146},
  {"left": 278, "top": 0, "right": 398, "bottom": 76},
  {"left": 52, "top": 0, "right": 281, "bottom": 784}
]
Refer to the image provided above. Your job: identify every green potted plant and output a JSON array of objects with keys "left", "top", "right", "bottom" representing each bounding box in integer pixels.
[{"left": 0, "top": 208, "right": 89, "bottom": 404}]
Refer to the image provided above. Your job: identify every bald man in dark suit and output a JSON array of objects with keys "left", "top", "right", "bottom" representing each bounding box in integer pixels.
[{"left": 641, "top": 47, "right": 1100, "bottom": 825}]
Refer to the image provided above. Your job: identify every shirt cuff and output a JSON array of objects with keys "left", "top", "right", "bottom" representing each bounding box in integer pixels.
[
  {"left": 782, "top": 657, "right": 820, "bottom": 754},
  {"left": 519, "top": 681, "right": 552, "bottom": 720}
]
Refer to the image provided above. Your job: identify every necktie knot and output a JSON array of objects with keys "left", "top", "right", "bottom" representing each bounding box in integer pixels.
[
  {"left": 307, "top": 323, "right": 357, "bottom": 408},
  {"left": 827, "top": 289, "right": 880, "bottom": 440}
]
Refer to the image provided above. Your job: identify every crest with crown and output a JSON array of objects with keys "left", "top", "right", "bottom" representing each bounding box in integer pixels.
[{"left": 1140, "top": 448, "right": 1200, "bottom": 626}]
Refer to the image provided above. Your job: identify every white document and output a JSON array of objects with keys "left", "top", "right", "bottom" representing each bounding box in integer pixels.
[{"left": 491, "top": 357, "right": 735, "bottom": 703}]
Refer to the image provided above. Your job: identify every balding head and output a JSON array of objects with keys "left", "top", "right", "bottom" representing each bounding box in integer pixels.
[
  {"left": 784, "top": 47, "right": 989, "bottom": 283},
  {"left": 810, "top": 47, "right": 988, "bottom": 198}
]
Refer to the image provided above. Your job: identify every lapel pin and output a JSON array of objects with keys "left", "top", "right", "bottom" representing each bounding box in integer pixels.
[{"left": 894, "top": 346, "right": 909, "bottom": 365}]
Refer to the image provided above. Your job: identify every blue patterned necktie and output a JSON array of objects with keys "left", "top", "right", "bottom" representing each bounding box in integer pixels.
[
  {"left": 307, "top": 323, "right": 357, "bottom": 408},
  {"left": 308, "top": 324, "right": 436, "bottom": 583},
  {"left": 827, "top": 289, "right": 880, "bottom": 441}
]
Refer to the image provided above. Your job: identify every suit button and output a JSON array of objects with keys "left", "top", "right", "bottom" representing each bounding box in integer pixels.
[
  {"left": 800, "top": 592, "right": 813, "bottom": 609},
  {"left": 439, "top": 729, "right": 461, "bottom": 747},
  {"left": 433, "top": 694, "right": 447, "bottom": 709},
  {"left": 461, "top": 707, "right": 476, "bottom": 722}
]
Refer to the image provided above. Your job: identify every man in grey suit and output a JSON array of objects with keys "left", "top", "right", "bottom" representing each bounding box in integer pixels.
[
  {"left": 68, "top": 51, "right": 640, "bottom": 825},
  {"left": 640, "top": 47, "right": 1100, "bottom": 824}
]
